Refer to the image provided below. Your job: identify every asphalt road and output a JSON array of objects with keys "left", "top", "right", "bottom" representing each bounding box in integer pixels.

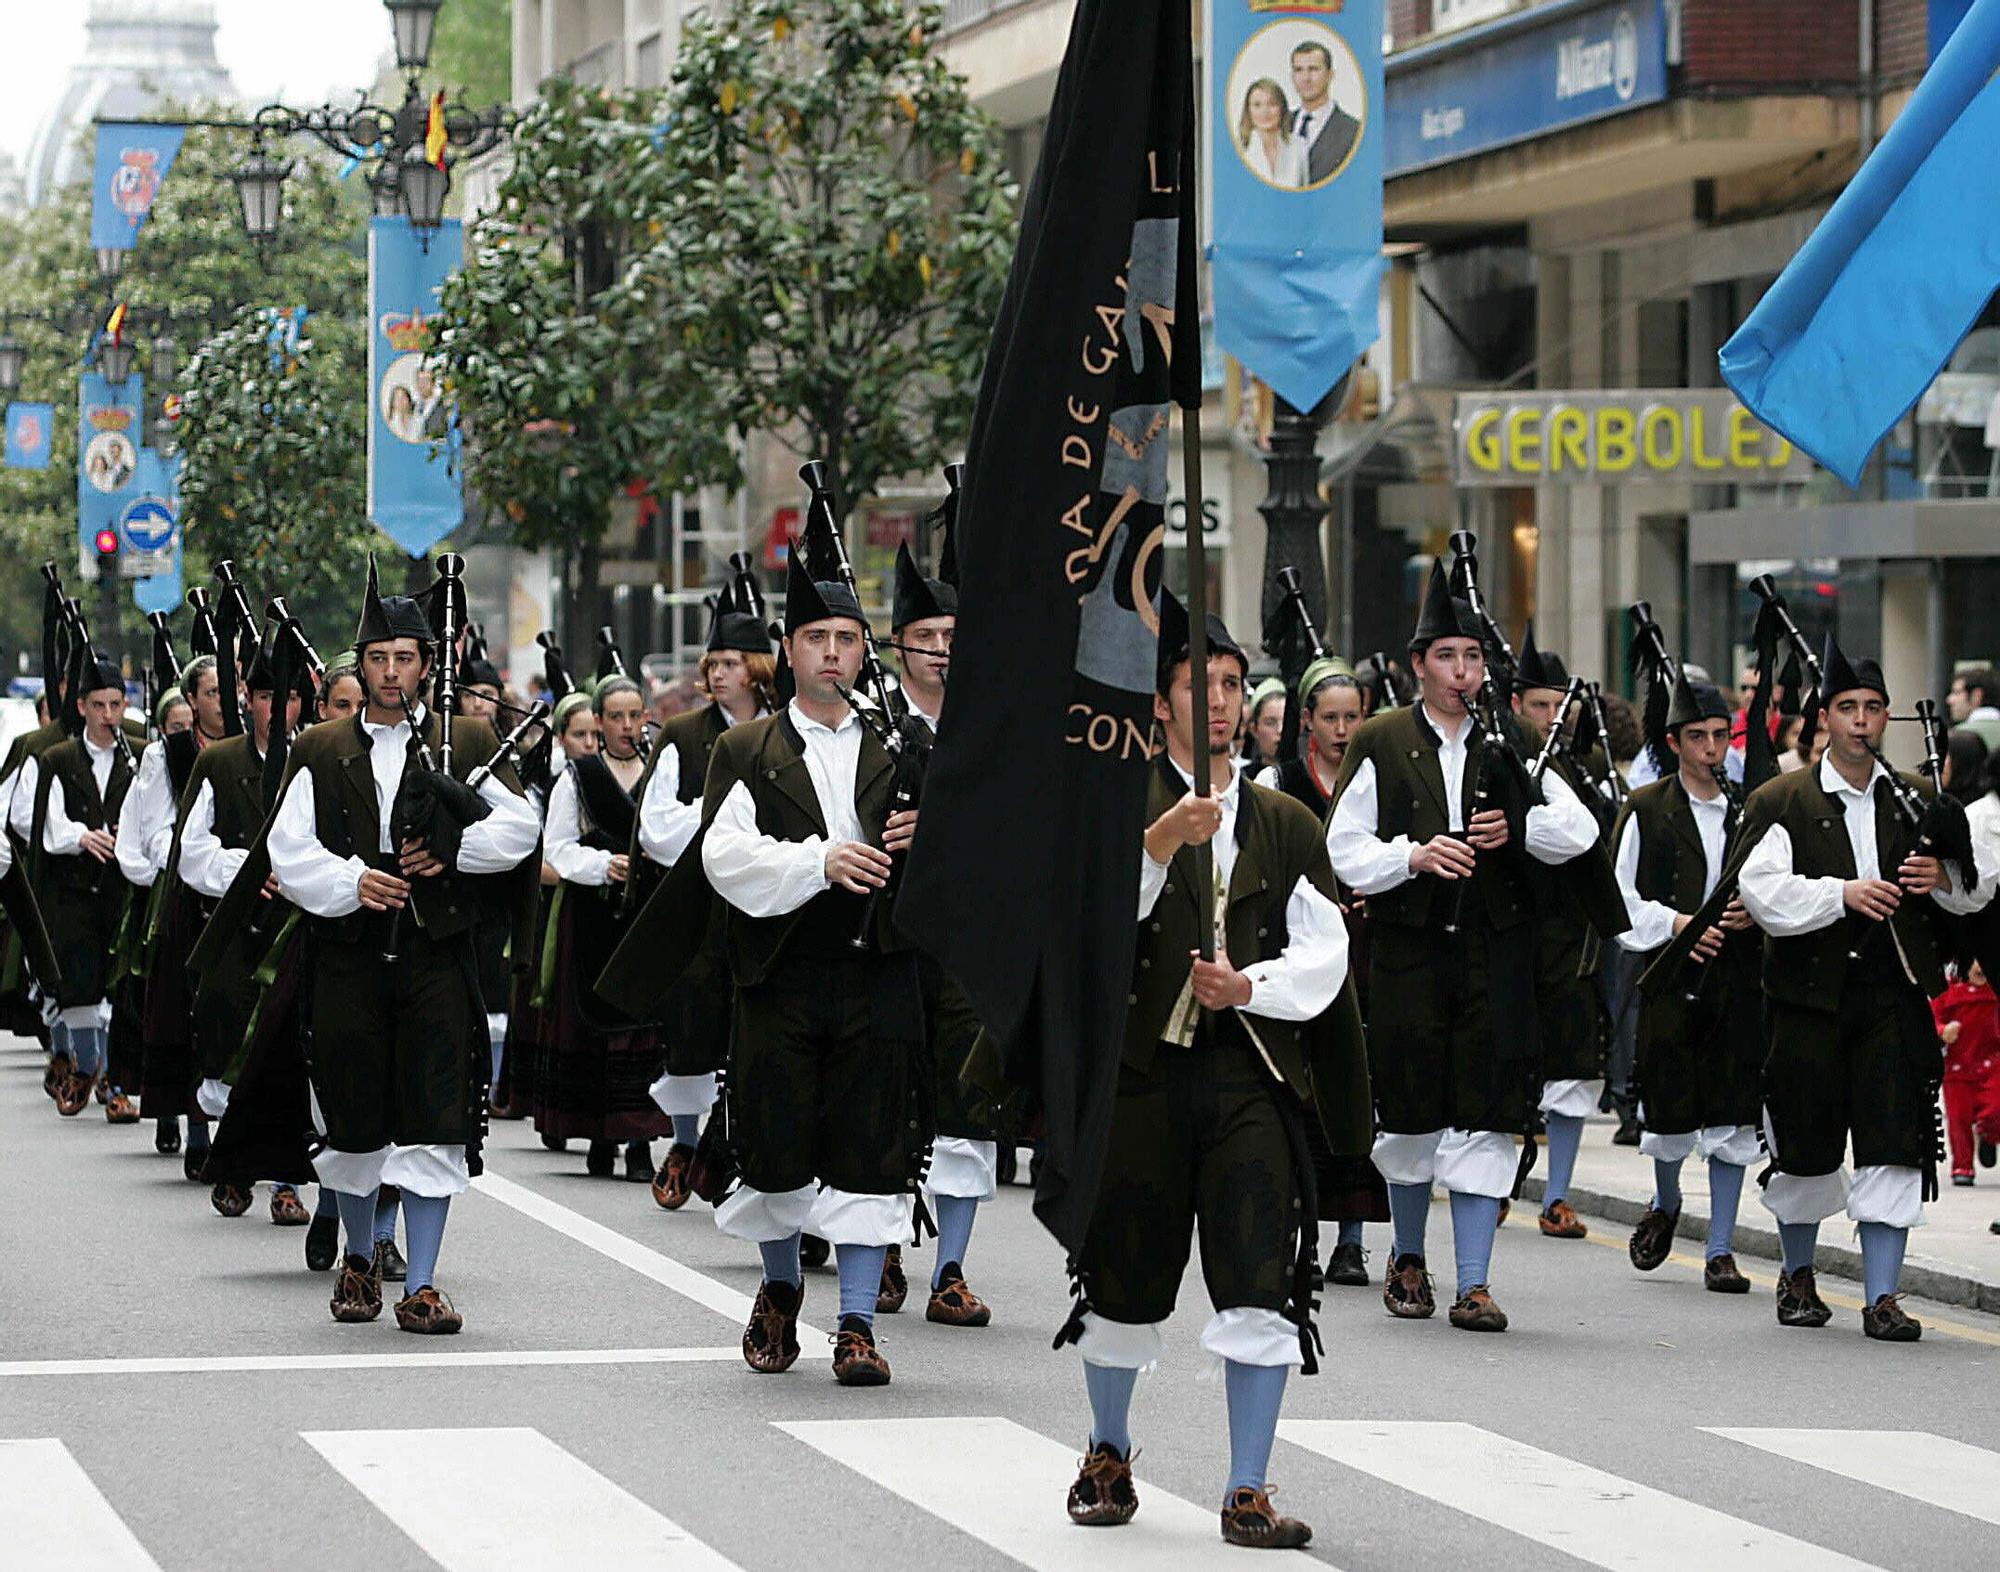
[{"left": 5, "top": 1032, "right": 1999, "bottom": 1571}]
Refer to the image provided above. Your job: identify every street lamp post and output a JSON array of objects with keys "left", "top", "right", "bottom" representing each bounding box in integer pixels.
[
  {"left": 97, "top": 336, "right": 137, "bottom": 389},
  {"left": 1258, "top": 383, "right": 1347, "bottom": 662},
  {"left": 384, "top": 0, "right": 444, "bottom": 71},
  {"left": 0, "top": 332, "right": 24, "bottom": 399},
  {"left": 231, "top": 147, "right": 292, "bottom": 243}
]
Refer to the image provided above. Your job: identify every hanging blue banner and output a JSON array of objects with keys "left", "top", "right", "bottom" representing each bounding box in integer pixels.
[
  {"left": 77, "top": 371, "right": 145, "bottom": 555},
  {"left": 1207, "top": 0, "right": 1385, "bottom": 412},
  {"left": 127, "top": 449, "right": 184, "bottom": 614},
  {"left": 368, "top": 216, "right": 464, "bottom": 557},
  {"left": 5, "top": 403, "right": 54, "bottom": 469},
  {"left": 90, "top": 123, "right": 186, "bottom": 252}
]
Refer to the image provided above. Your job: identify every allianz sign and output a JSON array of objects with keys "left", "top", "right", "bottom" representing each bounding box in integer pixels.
[{"left": 1556, "top": 10, "right": 1640, "bottom": 103}]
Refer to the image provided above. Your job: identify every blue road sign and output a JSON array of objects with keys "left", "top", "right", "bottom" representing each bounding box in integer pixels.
[{"left": 120, "top": 494, "right": 176, "bottom": 553}]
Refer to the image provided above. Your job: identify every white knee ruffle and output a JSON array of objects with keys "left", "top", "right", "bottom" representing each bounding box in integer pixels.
[
  {"left": 196, "top": 1078, "right": 232, "bottom": 1120},
  {"left": 1539, "top": 1079, "right": 1600, "bottom": 1119},
  {"left": 648, "top": 1071, "right": 718, "bottom": 1118},
  {"left": 1639, "top": 1127, "right": 1699, "bottom": 1163},
  {"left": 1848, "top": 1164, "right": 1925, "bottom": 1229},
  {"left": 57, "top": 1002, "right": 105, "bottom": 1031},
  {"left": 810, "top": 1188, "right": 912, "bottom": 1247},
  {"left": 1075, "top": 1312, "right": 1165, "bottom": 1371},
  {"left": 1200, "top": 1307, "right": 1303, "bottom": 1370},
  {"left": 1697, "top": 1124, "right": 1764, "bottom": 1168},
  {"left": 1371, "top": 1128, "right": 1444, "bottom": 1186},
  {"left": 714, "top": 1183, "right": 818, "bottom": 1243},
  {"left": 1434, "top": 1129, "right": 1519, "bottom": 1198},
  {"left": 925, "top": 1136, "right": 998, "bottom": 1201},
  {"left": 1761, "top": 1168, "right": 1851, "bottom": 1225},
  {"left": 313, "top": 1142, "right": 468, "bottom": 1199}
]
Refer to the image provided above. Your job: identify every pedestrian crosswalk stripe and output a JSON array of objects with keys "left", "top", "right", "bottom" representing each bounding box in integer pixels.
[
  {"left": 778, "top": 1416, "right": 1283, "bottom": 1570},
  {"left": 302, "top": 1426, "right": 742, "bottom": 1571},
  {"left": 1706, "top": 1428, "right": 2000, "bottom": 1528},
  {"left": 0, "top": 1438, "right": 160, "bottom": 1570},
  {"left": 1279, "top": 1420, "right": 1881, "bottom": 1572},
  {"left": 0, "top": 1346, "right": 743, "bottom": 1379},
  {"left": 473, "top": 1169, "right": 829, "bottom": 1345}
]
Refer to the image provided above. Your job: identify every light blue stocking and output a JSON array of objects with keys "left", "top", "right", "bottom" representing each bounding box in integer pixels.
[
  {"left": 1543, "top": 1113, "right": 1585, "bottom": 1206},
  {"left": 1388, "top": 1181, "right": 1431, "bottom": 1261},
  {"left": 932, "top": 1194, "right": 978, "bottom": 1288},
  {"left": 400, "top": 1192, "right": 450, "bottom": 1292},
  {"left": 836, "top": 1243, "right": 887, "bottom": 1326},
  {"left": 1706, "top": 1160, "right": 1746, "bottom": 1260},
  {"left": 1449, "top": 1191, "right": 1503, "bottom": 1297},
  {"left": 1224, "top": 1360, "right": 1289, "bottom": 1499},
  {"left": 758, "top": 1233, "right": 803, "bottom": 1288},
  {"left": 1084, "top": 1361, "right": 1138, "bottom": 1456}
]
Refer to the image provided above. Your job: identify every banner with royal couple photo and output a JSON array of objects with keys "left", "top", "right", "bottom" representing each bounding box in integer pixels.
[
  {"left": 368, "top": 216, "right": 465, "bottom": 557},
  {"left": 1207, "top": 0, "right": 1385, "bottom": 411},
  {"left": 77, "top": 370, "right": 145, "bottom": 549}
]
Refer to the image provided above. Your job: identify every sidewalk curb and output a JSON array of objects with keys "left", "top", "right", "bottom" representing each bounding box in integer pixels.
[{"left": 1519, "top": 1176, "right": 2000, "bottom": 1316}]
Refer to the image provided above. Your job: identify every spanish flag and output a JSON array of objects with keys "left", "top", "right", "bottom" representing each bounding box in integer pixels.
[
  {"left": 425, "top": 92, "right": 448, "bottom": 169},
  {"left": 105, "top": 302, "right": 128, "bottom": 344}
]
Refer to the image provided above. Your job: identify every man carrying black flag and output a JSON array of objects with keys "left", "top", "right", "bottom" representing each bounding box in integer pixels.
[{"left": 895, "top": 0, "right": 1203, "bottom": 1278}]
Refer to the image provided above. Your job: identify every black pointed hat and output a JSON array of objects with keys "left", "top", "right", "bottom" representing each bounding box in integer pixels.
[
  {"left": 1820, "top": 631, "right": 1888, "bottom": 705},
  {"left": 244, "top": 614, "right": 279, "bottom": 694},
  {"left": 892, "top": 540, "right": 957, "bottom": 630},
  {"left": 594, "top": 626, "right": 629, "bottom": 686},
  {"left": 783, "top": 546, "right": 865, "bottom": 635},
  {"left": 353, "top": 555, "right": 435, "bottom": 649},
  {"left": 1514, "top": 621, "right": 1570, "bottom": 693},
  {"left": 147, "top": 613, "right": 180, "bottom": 701},
  {"left": 80, "top": 650, "right": 125, "bottom": 698},
  {"left": 458, "top": 619, "right": 502, "bottom": 689},
  {"left": 1411, "top": 558, "right": 1481, "bottom": 649},
  {"left": 706, "top": 558, "right": 775, "bottom": 655},
  {"left": 1665, "top": 669, "right": 1731, "bottom": 730},
  {"left": 1155, "top": 586, "right": 1248, "bottom": 689}
]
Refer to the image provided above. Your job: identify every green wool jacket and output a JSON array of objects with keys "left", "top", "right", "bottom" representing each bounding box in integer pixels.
[{"left": 1127, "top": 760, "right": 1374, "bottom": 1159}]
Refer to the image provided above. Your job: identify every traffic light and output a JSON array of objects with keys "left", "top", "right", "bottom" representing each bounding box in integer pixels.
[{"left": 93, "top": 527, "right": 119, "bottom": 581}]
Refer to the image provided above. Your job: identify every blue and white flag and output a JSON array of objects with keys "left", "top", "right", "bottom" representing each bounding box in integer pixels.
[
  {"left": 90, "top": 123, "right": 186, "bottom": 253},
  {"left": 1719, "top": 0, "right": 2000, "bottom": 487},
  {"left": 1206, "top": 0, "right": 1384, "bottom": 411},
  {"left": 77, "top": 371, "right": 145, "bottom": 552},
  {"left": 368, "top": 217, "right": 464, "bottom": 557},
  {"left": 126, "top": 448, "right": 184, "bottom": 615},
  {"left": 4, "top": 403, "right": 54, "bottom": 470}
]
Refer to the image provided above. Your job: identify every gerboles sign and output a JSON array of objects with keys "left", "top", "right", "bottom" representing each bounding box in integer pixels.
[{"left": 1452, "top": 390, "right": 1816, "bottom": 486}]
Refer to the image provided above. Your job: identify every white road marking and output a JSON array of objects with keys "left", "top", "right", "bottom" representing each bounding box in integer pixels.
[
  {"left": 302, "top": 1426, "right": 743, "bottom": 1571},
  {"left": 1707, "top": 1428, "right": 2000, "bottom": 1527},
  {"left": 1280, "top": 1420, "right": 1882, "bottom": 1572},
  {"left": 779, "top": 1416, "right": 1290, "bottom": 1569},
  {"left": 0, "top": 1346, "right": 741, "bottom": 1379},
  {"left": 473, "top": 1169, "right": 828, "bottom": 1343},
  {"left": 0, "top": 1438, "right": 161, "bottom": 1570}
]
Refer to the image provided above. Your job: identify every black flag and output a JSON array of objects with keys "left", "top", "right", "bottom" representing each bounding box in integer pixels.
[{"left": 896, "top": 0, "right": 1200, "bottom": 1253}]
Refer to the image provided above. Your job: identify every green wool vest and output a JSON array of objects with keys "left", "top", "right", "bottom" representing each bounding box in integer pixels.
[
  {"left": 1740, "top": 765, "right": 1944, "bottom": 1010},
  {"left": 1330, "top": 705, "right": 1533, "bottom": 932},
  {"left": 1123, "top": 762, "right": 1340, "bottom": 1099},
  {"left": 701, "top": 711, "right": 897, "bottom": 985},
  {"left": 35, "top": 737, "right": 134, "bottom": 891},
  {"left": 178, "top": 734, "right": 270, "bottom": 852}
]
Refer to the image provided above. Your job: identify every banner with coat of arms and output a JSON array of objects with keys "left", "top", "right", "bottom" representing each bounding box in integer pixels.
[
  {"left": 1205, "top": 0, "right": 1385, "bottom": 411},
  {"left": 91, "top": 123, "right": 186, "bottom": 253},
  {"left": 5, "top": 403, "right": 54, "bottom": 470},
  {"left": 77, "top": 370, "right": 145, "bottom": 553},
  {"left": 367, "top": 216, "right": 464, "bottom": 557}
]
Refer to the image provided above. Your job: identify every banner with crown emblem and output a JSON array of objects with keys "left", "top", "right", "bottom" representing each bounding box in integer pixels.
[
  {"left": 5, "top": 403, "right": 54, "bottom": 470},
  {"left": 77, "top": 370, "right": 145, "bottom": 556},
  {"left": 91, "top": 123, "right": 187, "bottom": 254},
  {"left": 368, "top": 216, "right": 464, "bottom": 557},
  {"left": 1206, "top": 0, "right": 1384, "bottom": 411}
]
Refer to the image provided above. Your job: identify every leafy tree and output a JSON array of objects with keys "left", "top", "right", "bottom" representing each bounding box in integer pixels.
[
  {"left": 638, "top": 0, "right": 1016, "bottom": 519},
  {"left": 430, "top": 0, "right": 514, "bottom": 110},
  {"left": 0, "top": 120, "right": 372, "bottom": 663},
  {"left": 436, "top": 77, "right": 735, "bottom": 638}
]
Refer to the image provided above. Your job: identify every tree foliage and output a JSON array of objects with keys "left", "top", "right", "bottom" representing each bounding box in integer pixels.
[
  {"left": 430, "top": 0, "right": 515, "bottom": 111},
  {"left": 0, "top": 120, "right": 371, "bottom": 662},
  {"left": 639, "top": 0, "right": 1016, "bottom": 516}
]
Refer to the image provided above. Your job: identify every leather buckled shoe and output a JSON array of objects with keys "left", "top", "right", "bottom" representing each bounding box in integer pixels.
[
  {"left": 831, "top": 1314, "right": 892, "bottom": 1387},
  {"left": 1327, "top": 1241, "right": 1369, "bottom": 1287},
  {"left": 1703, "top": 1252, "right": 1751, "bottom": 1294},
  {"left": 876, "top": 1245, "right": 908, "bottom": 1314},
  {"left": 55, "top": 1070, "right": 92, "bottom": 1117},
  {"left": 394, "top": 1286, "right": 464, "bottom": 1335},
  {"left": 1775, "top": 1266, "right": 1833, "bottom": 1328},
  {"left": 742, "top": 1278, "right": 804, "bottom": 1373},
  {"left": 1448, "top": 1285, "right": 1509, "bottom": 1332},
  {"left": 269, "top": 1188, "right": 310, "bottom": 1226},
  {"left": 1219, "top": 1486, "right": 1312, "bottom": 1549},
  {"left": 43, "top": 1052, "right": 70, "bottom": 1100},
  {"left": 1627, "top": 1205, "right": 1679, "bottom": 1272},
  {"left": 373, "top": 1238, "right": 408, "bottom": 1283},
  {"left": 1382, "top": 1253, "right": 1435, "bottom": 1319},
  {"left": 210, "top": 1183, "right": 252, "bottom": 1218},
  {"left": 925, "top": 1264, "right": 992, "bottom": 1327},
  {"left": 1539, "top": 1200, "right": 1588, "bottom": 1239},
  {"left": 650, "top": 1143, "right": 694, "bottom": 1210},
  {"left": 1066, "top": 1443, "right": 1137, "bottom": 1526},
  {"left": 1862, "top": 1292, "right": 1922, "bottom": 1342},
  {"left": 154, "top": 1117, "right": 181, "bottom": 1155},
  {"left": 104, "top": 1090, "right": 139, "bottom": 1124},
  {"left": 330, "top": 1253, "right": 384, "bottom": 1323}
]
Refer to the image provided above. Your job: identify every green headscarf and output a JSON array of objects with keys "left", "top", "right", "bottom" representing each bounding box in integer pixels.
[{"left": 1297, "top": 655, "right": 1357, "bottom": 708}]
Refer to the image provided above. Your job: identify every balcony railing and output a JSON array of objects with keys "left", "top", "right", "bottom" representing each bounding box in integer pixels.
[{"left": 941, "top": 0, "right": 1037, "bottom": 37}]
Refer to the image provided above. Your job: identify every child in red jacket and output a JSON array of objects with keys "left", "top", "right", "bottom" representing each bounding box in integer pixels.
[{"left": 1933, "top": 961, "right": 2000, "bottom": 1185}]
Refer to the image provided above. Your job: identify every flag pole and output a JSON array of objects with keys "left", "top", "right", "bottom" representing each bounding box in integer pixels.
[{"left": 1181, "top": 405, "right": 1214, "bottom": 963}]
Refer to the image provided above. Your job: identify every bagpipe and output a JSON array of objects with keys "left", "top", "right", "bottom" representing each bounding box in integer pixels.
[
  {"left": 214, "top": 559, "right": 260, "bottom": 739},
  {"left": 1442, "top": 530, "right": 1538, "bottom": 936},
  {"left": 799, "top": 459, "right": 932, "bottom": 952}
]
